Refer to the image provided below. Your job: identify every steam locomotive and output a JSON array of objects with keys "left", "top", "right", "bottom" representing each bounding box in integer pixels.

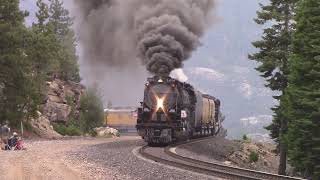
[{"left": 136, "top": 76, "right": 223, "bottom": 145}]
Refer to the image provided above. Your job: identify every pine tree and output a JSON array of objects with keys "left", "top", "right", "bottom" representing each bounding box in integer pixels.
[
  {"left": 32, "top": 0, "right": 60, "bottom": 76},
  {"left": 0, "top": 0, "right": 27, "bottom": 26},
  {"left": 0, "top": 0, "right": 79, "bottom": 129},
  {"left": 0, "top": 0, "right": 40, "bottom": 127},
  {"left": 249, "top": 0, "right": 297, "bottom": 174},
  {"left": 48, "top": 0, "right": 72, "bottom": 41},
  {"left": 48, "top": 0, "right": 80, "bottom": 82},
  {"left": 34, "top": 0, "right": 49, "bottom": 33},
  {"left": 285, "top": 0, "right": 320, "bottom": 178}
]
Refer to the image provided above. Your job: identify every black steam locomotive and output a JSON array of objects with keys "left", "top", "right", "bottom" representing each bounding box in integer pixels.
[{"left": 136, "top": 76, "right": 223, "bottom": 145}]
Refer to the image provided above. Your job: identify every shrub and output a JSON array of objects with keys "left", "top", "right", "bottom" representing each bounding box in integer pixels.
[
  {"left": 53, "top": 124, "right": 66, "bottom": 135},
  {"left": 242, "top": 134, "right": 251, "bottom": 143},
  {"left": 249, "top": 151, "right": 259, "bottom": 163},
  {"left": 66, "top": 125, "right": 82, "bottom": 136},
  {"left": 243, "top": 134, "right": 248, "bottom": 141},
  {"left": 53, "top": 124, "right": 81, "bottom": 136},
  {"left": 79, "top": 88, "right": 104, "bottom": 133}
]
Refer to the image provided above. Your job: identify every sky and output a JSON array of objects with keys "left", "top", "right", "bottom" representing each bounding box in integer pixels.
[
  {"left": 182, "top": 0, "right": 274, "bottom": 139},
  {"left": 20, "top": 0, "right": 274, "bottom": 140}
]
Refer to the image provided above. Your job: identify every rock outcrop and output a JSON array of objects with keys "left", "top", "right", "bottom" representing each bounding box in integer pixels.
[
  {"left": 228, "top": 141, "right": 279, "bottom": 173},
  {"left": 42, "top": 79, "right": 85, "bottom": 123},
  {"left": 94, "top": 127, "right": 120, "bottom": 137},
  {"left": 30, "top": 113, "right": 62, "bottom": 139}
]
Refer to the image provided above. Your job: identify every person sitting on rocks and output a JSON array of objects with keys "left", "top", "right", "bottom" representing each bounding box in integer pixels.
[
  {"left": 8, "top": 132, "right": 19, "bottom": 149},
  {"left": 15, "top": 136, "right": 25, "bottom": 150}
]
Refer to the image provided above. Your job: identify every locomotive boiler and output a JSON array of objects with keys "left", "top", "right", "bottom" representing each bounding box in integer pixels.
[{"left": 136, "top": 76, "right": 223, "bottom": 145}]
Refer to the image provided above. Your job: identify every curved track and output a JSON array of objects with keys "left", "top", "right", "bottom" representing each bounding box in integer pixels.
[{"left": 139, "top": 138, "right": 304, "bottom": 180}]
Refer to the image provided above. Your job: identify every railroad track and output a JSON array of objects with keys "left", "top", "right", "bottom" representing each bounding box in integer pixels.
[{"left": 139, "top": 138, "right": 304, "bottom": 180}]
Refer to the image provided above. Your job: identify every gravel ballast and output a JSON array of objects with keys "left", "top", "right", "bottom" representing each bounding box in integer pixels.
[
  {"left": 0, "top": 136, "right": 228, "bottom": 179},
  {"left": 67, "top": 137, "right": 219, "bottom": 180}
]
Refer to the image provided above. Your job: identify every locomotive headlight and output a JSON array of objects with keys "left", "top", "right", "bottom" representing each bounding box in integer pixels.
[{"left": 156, "top": 97, "right": 165, "bottom": 111}]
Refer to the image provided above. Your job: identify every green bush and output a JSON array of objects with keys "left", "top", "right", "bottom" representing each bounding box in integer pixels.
[
  {"left": 53, "top": 124, "right": 82, "bottom": 136},
  {"left": 243, "top": 134, "right": 248, "bottom": 141},
  {"left": 79, "top": 88, "right": 104, "bottom": 133},
  {"left": 66, "top": 125, "right": 82, "bottom": 136},
  {"left": 52, "top": 88, "right": 104, "bottom": 137},
  {"left": 249, "top": 151, "right": 259, "bottom": 163}
]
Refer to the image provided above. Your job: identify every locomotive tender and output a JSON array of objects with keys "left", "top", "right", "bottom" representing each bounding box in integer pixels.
[{"left": 136, "top": 76, "right": 223, "bottom": 145}]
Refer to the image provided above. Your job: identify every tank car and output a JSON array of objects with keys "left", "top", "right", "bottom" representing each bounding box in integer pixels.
[{"left": 136, "top": 76, "right": 223, "bottom": 145}]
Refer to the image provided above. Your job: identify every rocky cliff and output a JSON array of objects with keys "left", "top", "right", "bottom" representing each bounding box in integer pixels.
[
  {"left": 42, "top": 79, "right": 85, "bottom": 123},
  {"left": 29, "top": 78, "right": 85, "bottom": 139}
]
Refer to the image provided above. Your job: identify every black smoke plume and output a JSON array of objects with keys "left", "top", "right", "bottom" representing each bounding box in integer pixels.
[
  {"left": 72, "top": 0, "right": 214, "bottom": 104},
  {"left": 135, "top": 0, "right": 214, "bottom": 76}
]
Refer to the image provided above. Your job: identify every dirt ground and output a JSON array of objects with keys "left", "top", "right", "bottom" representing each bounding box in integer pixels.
[{"left": 0, "top": 136, "right": 138, "bottom": 180}]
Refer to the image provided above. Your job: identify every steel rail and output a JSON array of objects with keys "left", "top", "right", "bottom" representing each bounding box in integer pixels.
[
  {"left": 164, "top": 146, "right": 303, "bottom": 180},
  {"left": 139, "top": 137, "right": 305, "bottom": 180},
  {"left": 139, "top": 145, "right": 258, "bottom": 180}
]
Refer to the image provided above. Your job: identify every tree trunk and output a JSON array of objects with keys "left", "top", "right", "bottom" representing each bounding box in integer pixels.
[
  {"left": 278, "top": 2, "right": 291, "bottom": 175},
  {"left": 278, "top": 99, "right": 288, "bottom": 174},
  {"left": 278, "top": 137, "right": 287, "bottom": 175}
]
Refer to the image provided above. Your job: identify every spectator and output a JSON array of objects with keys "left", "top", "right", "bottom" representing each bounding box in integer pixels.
[{"left": 8, "top": 132, "right": 18, "bottom": 149}]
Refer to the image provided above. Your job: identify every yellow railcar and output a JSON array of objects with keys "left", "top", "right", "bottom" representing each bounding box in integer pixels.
[
  {"left": 201, "top": 97, "right": 216, "bottom": 124},
  {"left": 104, "top": 107, "right": 137, "bottom": 133}
]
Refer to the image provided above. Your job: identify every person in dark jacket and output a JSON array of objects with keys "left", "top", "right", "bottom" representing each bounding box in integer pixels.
[{"left": 8, "top": 132, "right": 18, "bottom": 149}]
